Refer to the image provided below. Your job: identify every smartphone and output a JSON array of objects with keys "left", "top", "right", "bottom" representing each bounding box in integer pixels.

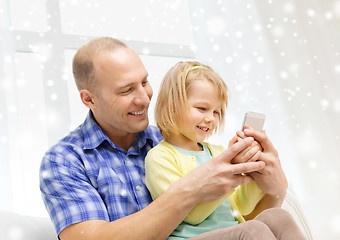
[{"left": 241, "top": 112, "right": 265, "bottom": 131}]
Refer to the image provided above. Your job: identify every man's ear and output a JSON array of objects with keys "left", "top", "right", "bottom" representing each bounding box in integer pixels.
[{"left": 80, "top": 89, "right": 95, "bottom": 109}]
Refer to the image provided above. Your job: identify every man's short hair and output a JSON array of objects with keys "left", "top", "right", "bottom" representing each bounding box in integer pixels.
[{"left": 72, "top": 37, "right": 128, "bottom": 94}]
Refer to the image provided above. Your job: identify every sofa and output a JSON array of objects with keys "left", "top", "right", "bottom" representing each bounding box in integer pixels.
[{"left": 0, "top": 186, "right": 313, "bottom": 240}]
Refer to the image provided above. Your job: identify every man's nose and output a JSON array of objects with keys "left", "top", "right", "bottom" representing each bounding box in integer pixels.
[{"left": 134, "top": 87, "right": 150, "bottom": 105}]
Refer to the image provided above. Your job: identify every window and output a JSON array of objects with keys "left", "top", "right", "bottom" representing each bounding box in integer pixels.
[{"left": 1, "top": 0, "right": 194, "bottom": 217}]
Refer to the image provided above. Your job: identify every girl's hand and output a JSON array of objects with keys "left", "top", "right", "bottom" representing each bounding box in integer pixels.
[{"left": 228, "top": 125, "right": 264, "bottom": 164}]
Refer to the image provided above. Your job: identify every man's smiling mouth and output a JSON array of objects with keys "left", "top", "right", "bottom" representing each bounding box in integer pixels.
[{"left": 130, "top": 110, "right": 145, "bottom": 115}]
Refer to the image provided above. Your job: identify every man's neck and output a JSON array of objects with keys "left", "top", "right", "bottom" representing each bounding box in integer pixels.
[
  {"left": 91, "top": 112, "right": 138, "bottom": 151},
  {"left": 107, "top": 132, "right": 137, "bottom": 152}
]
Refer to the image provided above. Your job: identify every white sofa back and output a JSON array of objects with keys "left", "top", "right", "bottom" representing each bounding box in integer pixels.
[{"left": 0, "top": 186, "right": 313, "bottom": 240}]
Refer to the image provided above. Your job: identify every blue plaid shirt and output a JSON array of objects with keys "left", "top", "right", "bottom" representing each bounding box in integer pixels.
[{"left": 40, "top": 111, "right": 163, "bottom": 235}]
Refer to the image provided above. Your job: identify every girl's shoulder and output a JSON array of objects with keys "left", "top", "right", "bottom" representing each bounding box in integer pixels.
[{"left": 202, "top": 142, "right": 226, "bottom": 156}]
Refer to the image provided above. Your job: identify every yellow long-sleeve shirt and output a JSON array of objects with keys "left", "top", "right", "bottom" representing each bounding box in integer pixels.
[{"left": 145, "top": 140, "right": 264, "bottom": 225}]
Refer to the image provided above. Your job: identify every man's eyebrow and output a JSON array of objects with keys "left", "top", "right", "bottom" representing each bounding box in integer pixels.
[
  {"left": 117, "top": 74, "right": 149, "bottom": 90},
  {"left": 117, "top": 82, "right": 134, "bottom": 90}
]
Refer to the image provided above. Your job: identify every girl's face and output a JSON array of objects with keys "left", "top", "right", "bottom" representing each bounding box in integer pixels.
[{"left": 174, "top": 79, "right": 223, "bottom": 151}]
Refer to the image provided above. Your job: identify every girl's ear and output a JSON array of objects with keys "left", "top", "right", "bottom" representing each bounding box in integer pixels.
[{"left": 80, "top": 89, "right": 95, "bottom": 109}]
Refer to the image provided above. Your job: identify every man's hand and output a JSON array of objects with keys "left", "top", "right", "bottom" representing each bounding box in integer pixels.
[
  {"left": 243, "top": 128, "right": 288, "bottom": 201},
  {"left": 176, "top": 137, "right": 266, "bottom": 205},
  {"left": 228, "top": 125, "right": 263, "bottom": 164}
]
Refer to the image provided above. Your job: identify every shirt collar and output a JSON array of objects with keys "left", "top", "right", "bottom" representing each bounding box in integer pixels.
[
  {"left": 81, "top": 111, "right": 110, "bottom": 150},
  {"left": 81, "top": 111, "right": 159, "bottom": 152}
]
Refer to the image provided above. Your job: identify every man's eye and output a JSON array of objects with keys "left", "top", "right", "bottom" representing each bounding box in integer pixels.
[{"left": 121, "top": 88, "right": 131, "bottom": 94}]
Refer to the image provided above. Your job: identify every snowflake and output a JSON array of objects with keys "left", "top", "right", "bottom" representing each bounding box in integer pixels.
[
  {"left": 306, "top": 9, "right": 316, "bottom": 18},
  {"left": 257, "top": 56, "right": 264, "bottom": 63},
  {"left": 253, "top": 23, "right": 262, "bottom": 32},
  {"left": 207, "top": 16, "right": 226, "bottom": 36},
  {"left": 142, "top": 47, "right": 150, "bottom": 55},
  {"left": 334, "top": 65, "right": 340, "bottom": 73},
  {"left": 235, "top": 31, "right": 243, "bottom": 38},
  {"left": 283, "top": 2, "right": 295, "bottom": 14},
  {"left": 225, "top": 56, "right": 233, "bottom": 64},
  {"left": 331, "top": 215, "right": 340, "bottom": 234},
  {"left": 335, "top": 1, "right": 340, "bottom": 17},
  {"left": 333, "top": 99, "right": 340, "bottom": 112},
  {"left": 309, "top": 161, "right": 318, "bottom": 169},
  {"left": 212, "top": 44, "right": 220, "bottom": 51},
  {"left": 280, "top": 71, "right": 289, "bottom": 79},
  {"left": 1, "top": 136, "right": 8, "bottom": 143},
  {"left": 241, "top": 62, "right": 251, "bottom": 72},
  {"left": 8, "top": 226, "right": 23, "bottom": 240},
  {"left": 321, "top": 99, "right": 330, "bottom": 109},
  {"left": 50, "top": 93, "right": 58, "bottom": 101},
  {"left": 325, "top": 12, "right": 333, "bottom": 20}
]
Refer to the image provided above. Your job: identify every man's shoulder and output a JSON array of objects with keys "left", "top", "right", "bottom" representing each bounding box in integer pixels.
[{"left": 44, "top": 126, "right": 85, "bottom": 158}]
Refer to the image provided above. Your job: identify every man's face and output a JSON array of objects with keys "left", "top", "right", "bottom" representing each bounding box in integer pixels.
[{"left": 91, "top": 47, "right": 152, "bottom": 138}]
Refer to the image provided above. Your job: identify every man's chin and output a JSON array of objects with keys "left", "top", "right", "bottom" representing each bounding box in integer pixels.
[{"left": 132, "top": 120, "right": 149, "bottom": 132}]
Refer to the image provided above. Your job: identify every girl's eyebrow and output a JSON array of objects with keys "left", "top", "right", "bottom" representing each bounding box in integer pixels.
[{"left": 193, "top": 101, "right": 223, "bottom": 109}]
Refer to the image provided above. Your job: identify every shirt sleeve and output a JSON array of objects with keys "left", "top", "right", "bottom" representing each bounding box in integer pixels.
[
  {"left": 145, "top": 147, "right": 185, "bottom": 200},
  {"left": 39, "top": 148, "right": 109, "bottom": 236},
  {"left": 233, "top": 180, "right": 264, "bottom": 216},
  {"left": 145, "top": 146, "right": 233, "bottom": 225}
]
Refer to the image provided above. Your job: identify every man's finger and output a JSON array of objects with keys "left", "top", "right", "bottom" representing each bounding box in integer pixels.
[
  {"left": 244, "top": 128, "right": 274, "bottom": 151},
  {"left": 233, "top": 174, "right": 255, "bottom": 186},
  {"left": 229, "top": 135, "right": 238, "bottom": 146},
  {"left": 230, "top": 161, "right": 265, "bottom": 175},
  {"left": 220, "top": 137, "right": 255, "bottom": 163}
]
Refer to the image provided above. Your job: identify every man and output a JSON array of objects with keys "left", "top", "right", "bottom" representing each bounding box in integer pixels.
[{"left": 40, "top": 37, "right": 288, "bottom": 240}]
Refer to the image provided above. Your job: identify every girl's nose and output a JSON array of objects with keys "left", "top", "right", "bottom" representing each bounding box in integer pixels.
[{"left": 204, "top": 113, "right": 214, "bottom": 123}]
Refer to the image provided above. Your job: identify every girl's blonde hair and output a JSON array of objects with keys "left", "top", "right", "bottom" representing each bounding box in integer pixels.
[{"left": 155, "top": 61, "right": 229, "bottom": 139}]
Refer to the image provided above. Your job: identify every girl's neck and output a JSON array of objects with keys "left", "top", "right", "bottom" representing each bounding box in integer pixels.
[{"left": 165, "top": 134, "right": 203, "bottom": 151}]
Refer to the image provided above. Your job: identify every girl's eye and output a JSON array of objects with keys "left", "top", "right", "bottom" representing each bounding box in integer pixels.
[{"left": 197, "top": 107, "right": 206, "bottom": 111}]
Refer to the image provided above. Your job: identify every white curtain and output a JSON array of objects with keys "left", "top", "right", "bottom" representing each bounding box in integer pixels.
[
  {"left": 187, "top": 1, "right": 340, "bottom": 239},
  {"left": 1, "top": 0, "right": 340, "bottom": 239}
]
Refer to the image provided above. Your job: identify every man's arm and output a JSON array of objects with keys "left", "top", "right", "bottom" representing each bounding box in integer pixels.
[
  {"left": 243, "top": 193, "right": 285, "bottom": 220},
  {"left": 242, "top": 128, "right": 288, "bottom": 220},
  {"left": 59, "top": 183, "right": 196, "bottom": 240},
  {"left": 59, "top": 137, "right": 265, "bottom": 240}
]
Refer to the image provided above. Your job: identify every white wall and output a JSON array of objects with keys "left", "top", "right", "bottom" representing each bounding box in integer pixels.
[{"left": 1, "top": 0, "right": 340, "bottom": 239}]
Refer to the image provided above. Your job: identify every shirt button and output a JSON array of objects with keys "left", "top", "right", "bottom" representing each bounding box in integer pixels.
[{"left": 136, "top": 185, "right": 142, "bottom": 191}]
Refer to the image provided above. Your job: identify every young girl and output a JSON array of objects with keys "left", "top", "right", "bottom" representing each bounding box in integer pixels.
[{"left": 145, "top": 61, "right": 305, "bottom": 240}]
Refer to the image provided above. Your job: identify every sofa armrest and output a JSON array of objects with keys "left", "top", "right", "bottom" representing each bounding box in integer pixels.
[
  {"left": 282, "top": 186, "right": 314, "bottom": 240},
  {"left": 0, "top": 211, "right": 57, "bottom": 240}
]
